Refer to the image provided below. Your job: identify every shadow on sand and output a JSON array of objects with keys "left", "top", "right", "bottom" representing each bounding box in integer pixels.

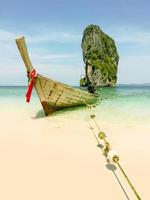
[
  {"left": 31, "top": 109, "right": 46, "bottom": 119},
  {"left": 106, "top": 163, "right": 131, "bottom": 200},
  {"left": 32, "top": 105, "right": 87, "bottom": 119}
]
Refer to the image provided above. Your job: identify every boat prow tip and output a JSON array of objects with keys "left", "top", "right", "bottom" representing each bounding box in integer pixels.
[{"left": 15, "top": 36, "right": 25, "bottom": 42}]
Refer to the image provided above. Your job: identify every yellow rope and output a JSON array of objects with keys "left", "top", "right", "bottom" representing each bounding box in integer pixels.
[
  {"left": 117, "top": 163, "right": 142, "bottom": 200},
  {"left": 84, "top": 100, "right": 142, "bottom": 200}
]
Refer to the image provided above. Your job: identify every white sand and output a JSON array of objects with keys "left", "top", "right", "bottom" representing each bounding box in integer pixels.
[{"left": 0, "top": 110, "right": 149, "bottom": 200}]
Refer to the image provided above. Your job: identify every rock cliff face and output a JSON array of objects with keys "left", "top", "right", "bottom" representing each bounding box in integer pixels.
[{"left": 80, "top": 25, "right": 119, "bottom": 92}]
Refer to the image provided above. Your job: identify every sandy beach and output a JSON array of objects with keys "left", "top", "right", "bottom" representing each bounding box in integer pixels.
[
  {"left": 0, "top": 106, "right": 149, "bottom": 200},
  {"left": 1, "top": 0, "right": 150, "bottom": 199}
]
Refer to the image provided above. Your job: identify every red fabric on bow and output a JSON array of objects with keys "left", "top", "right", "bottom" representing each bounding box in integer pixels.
[{"left": 26, "top": 69, "right": 37, "bottom": 103}]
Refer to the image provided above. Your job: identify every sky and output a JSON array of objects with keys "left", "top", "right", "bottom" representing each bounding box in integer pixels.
[{"left": 0, "top": 0, "right": 150, "bottom": 85}]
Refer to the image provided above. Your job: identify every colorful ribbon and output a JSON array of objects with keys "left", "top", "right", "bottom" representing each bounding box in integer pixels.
[{"left": 26, "top": 69, "right": 37, "bottom": 103}]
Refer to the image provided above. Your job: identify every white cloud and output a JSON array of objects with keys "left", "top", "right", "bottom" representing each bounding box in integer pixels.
[
  {"left": 0, "top": 30, "right": 18, "bottom": 43},
  {"left": 30, "top": 51, "right": 78, "bottom": 64},
  {"left": 0, "top": 28, "right": 82, "bottom": 85},
  {"left": 27, "top": 32, "right": 81, "bottom": 44},
  {"left": 103, "top": 25, "right": 150, "bottom": 83},
  {"left": 1, "top": 26, "right": 150, "bottom": 85},
  {"left": 107, "top": 26, "right": 150, "bottom": 45},
  {"left": 118, "top": 55, "right": 150, "bottom": 84}
]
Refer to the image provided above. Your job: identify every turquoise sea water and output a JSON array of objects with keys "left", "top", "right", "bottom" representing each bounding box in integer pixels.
[{"left": 0, "top": 86, "right": 150, "bottom": 125}]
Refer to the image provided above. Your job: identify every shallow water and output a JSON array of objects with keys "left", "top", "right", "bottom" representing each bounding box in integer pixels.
[{"left": 0, "top": 85, "right": 150, "bottom": 125}]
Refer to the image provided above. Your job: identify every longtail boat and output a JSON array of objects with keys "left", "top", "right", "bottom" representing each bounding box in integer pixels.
[{"left": 15, "top": 37, "right": 98, "bottom": 115}]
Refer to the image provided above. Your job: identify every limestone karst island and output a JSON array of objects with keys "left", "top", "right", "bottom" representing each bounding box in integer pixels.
[{"left": 80, "top": 24, "right": 119, "bottom": 93}]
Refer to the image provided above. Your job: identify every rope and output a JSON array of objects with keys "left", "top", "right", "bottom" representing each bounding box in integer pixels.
[
  {"left": 117, "top": 163, "right": 142, "bottom": 200},
  {"left": 83, "top": 99, "right": 142, "bottom": 200}
]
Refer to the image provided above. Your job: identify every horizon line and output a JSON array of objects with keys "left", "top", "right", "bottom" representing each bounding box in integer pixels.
[{"left": 0, "top": 83, "right": 150, "bottom": 87}]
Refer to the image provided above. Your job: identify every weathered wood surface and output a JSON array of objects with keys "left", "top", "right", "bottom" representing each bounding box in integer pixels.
[{"left": 16, "top": 37, "right": 98, "bottom": 115}]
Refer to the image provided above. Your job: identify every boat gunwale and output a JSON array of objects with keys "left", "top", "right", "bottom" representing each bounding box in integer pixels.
[{"left": 37, "top": 74, "right": 98, "bottom": 98}]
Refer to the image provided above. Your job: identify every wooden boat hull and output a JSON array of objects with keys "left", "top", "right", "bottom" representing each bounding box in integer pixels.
[
  {"left": 34, "top": 74, "right": 97, "bottom": 115},
  {"left": 16, "top": 37, "right": 98, "bottom": 115}
]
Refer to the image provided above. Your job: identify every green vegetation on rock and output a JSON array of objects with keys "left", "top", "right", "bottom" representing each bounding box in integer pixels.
[{"left": 80, "top": 24, "right": 119, "bottom": 88}]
